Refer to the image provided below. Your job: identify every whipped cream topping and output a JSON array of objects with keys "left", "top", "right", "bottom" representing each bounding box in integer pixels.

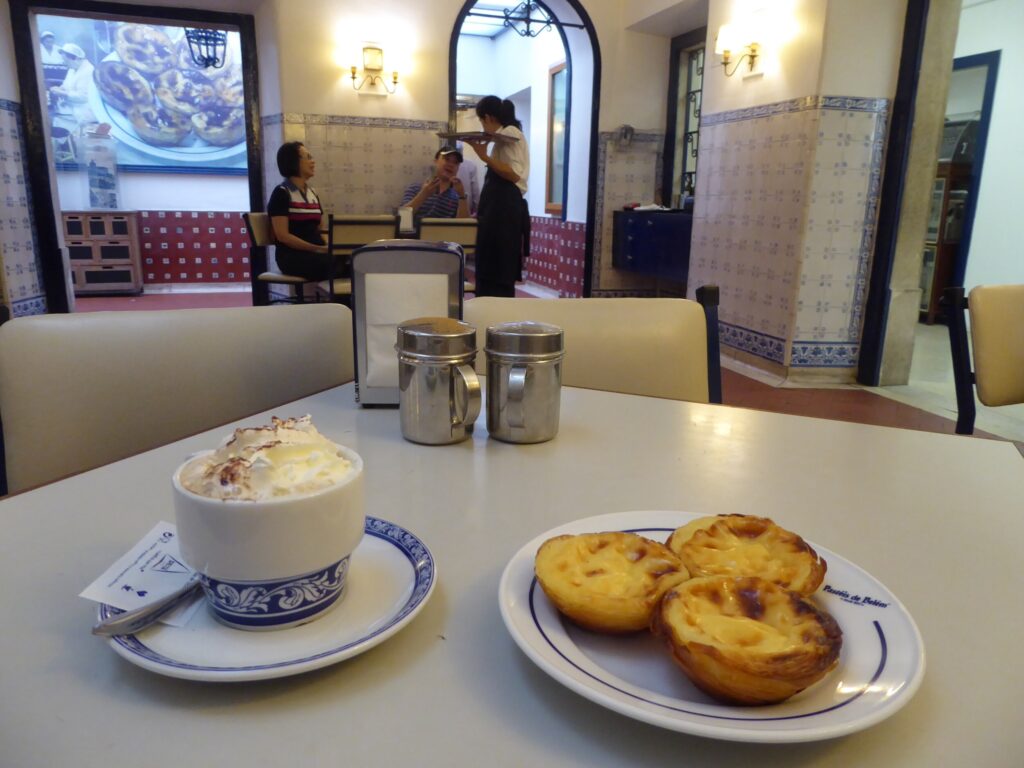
[{"left": 179, "top": 416, "right": 355, "bottom": 501}]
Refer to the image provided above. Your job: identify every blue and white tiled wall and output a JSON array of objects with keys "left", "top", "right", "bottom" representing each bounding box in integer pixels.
[
  {"left": 0, "top": 99, "right": 46, "bottom": 318},
  {"left": 689, "top": 96, "right": 888, "bottom": 372},
  {"left": 261, "top": 114, "right": 448, "bottom": 216},
  {"left": 590, "top": 130, "right": 664, "bottom": 296}
]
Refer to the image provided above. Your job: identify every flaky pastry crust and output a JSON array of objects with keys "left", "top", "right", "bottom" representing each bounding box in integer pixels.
[
  {"left": 535, "top": 532, "right": 689, "bottom": 633},
  {"left": 667, "top": 514, "right": 826, "bottom": 596},
  {"left": 652, "top": 575, "right": 842, "bottom": 705}
]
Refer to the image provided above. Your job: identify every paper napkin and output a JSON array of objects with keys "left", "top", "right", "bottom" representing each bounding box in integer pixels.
[{"left": 80, "top": 521, "right": 202, "bottom": 628}]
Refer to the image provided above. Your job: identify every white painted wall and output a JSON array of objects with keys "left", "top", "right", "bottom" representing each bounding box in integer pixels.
[
  {"left": 703, "top": 0, "right": 827, "bottom": 115},
  {"left": 55, "top": 172, "right": 250, "bottom": 211},
  {"left": 820, "top": 0, "right": 904, "bottom": 97},
  {"left": 625, "top": 0, "right": 708, "bottom": 37},
  {"left": 270, "top": 0, "right": 461, "bottom": 120},
  {"left": 955, "top": 0, "right": 1023, "bottom": 288}
]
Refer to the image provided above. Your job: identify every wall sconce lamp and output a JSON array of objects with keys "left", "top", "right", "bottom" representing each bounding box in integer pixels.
[
  {"left": 350, "top": 46, "right": 398, "bottom": 94},
  {"left": 714, "top": 24, "right": 759, "bottom": 77}
]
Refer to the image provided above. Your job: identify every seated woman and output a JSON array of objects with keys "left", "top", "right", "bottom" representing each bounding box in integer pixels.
[{"left": 267, "top": 142, "right": 343, "bottom": 280}]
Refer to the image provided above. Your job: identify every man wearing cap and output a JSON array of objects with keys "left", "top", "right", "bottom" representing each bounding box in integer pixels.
[
  {"left": 399, "top": 147, "right": 470, "bottom": 219},
  {"left": 51, "top": 43, "right": 95, "bottom": 106},
  {"left": 39, "top": 31, "right": 63, "bottom": 65}
]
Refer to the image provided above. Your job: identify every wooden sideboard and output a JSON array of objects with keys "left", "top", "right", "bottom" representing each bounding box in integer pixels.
[{"left": 62, "top": 211, "right": 142, "bottom": 295}]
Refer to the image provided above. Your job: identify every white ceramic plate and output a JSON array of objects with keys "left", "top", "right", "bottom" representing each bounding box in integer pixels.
[
  {"left": 499, "top": 510, "right": 926, "bottom": 743},
  {"left": 99, "top": 517, "right": 435, "bottom": 682}
]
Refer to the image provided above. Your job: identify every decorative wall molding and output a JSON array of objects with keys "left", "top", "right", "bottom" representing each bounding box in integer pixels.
[
  {"left": 719, "top": 321, "right": 786, "bottom": 364},
  {"left": 789, "top": 341, "right": 860, "bottom": 368},
  {"left": 262, "top": 113, "right": 447, "bottom": 131},
  {"left": 702, "top": 95, "right": 889, "bottom": 127}
]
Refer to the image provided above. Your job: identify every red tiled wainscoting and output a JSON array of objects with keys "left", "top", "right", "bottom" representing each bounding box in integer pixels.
[
  {"left": 139, "top": 211, "right": 250, "bottom": 284},
  {"left": 525, "top": 217, "right": 585, "bottom": 297}
]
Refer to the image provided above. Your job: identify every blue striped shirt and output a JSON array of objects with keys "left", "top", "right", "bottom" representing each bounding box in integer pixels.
[{"left": 401, "top": 182, "right": 460, "bottom": 218}]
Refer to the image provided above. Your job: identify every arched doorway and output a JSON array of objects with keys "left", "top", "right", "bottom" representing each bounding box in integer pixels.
[{"left": 448, "top": 1, "right": 600, "bottom": 297}]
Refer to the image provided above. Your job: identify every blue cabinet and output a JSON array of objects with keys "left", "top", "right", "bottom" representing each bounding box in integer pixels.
[{"left": 611, "top": 210, "right": 692, "bottom": 283}]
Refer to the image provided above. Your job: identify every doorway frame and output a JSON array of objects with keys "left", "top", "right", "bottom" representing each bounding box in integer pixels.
[
  {"left": 8, "top": 0, "right": 264, "bottom": 313},
  {"left": 448, "top": 0, "right": 601, "bottom": 296}
]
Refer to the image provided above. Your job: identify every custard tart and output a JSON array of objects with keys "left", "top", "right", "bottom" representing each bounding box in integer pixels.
[
  {"left": 652, "top": 575, "right": 843, "bottom": 705},
  {"left": 128, "top": 103, "right": 192, "bottom": 146},
  {"left": 667, "top": 514, "right": 826, "bottom": 596},
  {"left": 115, "top": 24, "right": 176, "bottom": 76},
  {"left": 94, "top": 61, "right": 153, "bottom": 113},
  {"left": 191, "top": 106, "right": 245, "bottom": 146},
  {"left": 154, "top": 69, "right": 217, "bottom": 116},
  {"left": 535, "top": 532, "right": 689, "bottom": 633}
]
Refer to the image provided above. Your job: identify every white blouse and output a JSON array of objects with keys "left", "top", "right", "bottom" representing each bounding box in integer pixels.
[{"left": 492, "top": 125, "right": 529, "bottom": 196}]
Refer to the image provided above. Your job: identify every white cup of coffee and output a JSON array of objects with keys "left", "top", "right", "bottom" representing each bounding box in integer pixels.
[{"left": 172, "top": 416, "right": 364, "bottom": 631}]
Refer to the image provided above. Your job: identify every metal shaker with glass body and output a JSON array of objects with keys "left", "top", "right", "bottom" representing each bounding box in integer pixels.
[
  {"left": 396, "top": 317, "right": 481, "bottom": 445},
  {"left": 484, "top": 321, "right": 565, "bottom": 444}
]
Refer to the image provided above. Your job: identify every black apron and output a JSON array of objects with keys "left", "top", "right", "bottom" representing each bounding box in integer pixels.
[{"left": 475, "top": 169, "right": 528, "bottom": 287}]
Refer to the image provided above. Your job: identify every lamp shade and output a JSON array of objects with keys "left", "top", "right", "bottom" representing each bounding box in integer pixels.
[{"left": 714, "top": 23, "right": 740, "bottom": 55}]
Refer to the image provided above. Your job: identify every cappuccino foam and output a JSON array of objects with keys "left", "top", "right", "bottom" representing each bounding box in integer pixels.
[{"left": 179, "top": 415, "right": 354, "bottom": 501}]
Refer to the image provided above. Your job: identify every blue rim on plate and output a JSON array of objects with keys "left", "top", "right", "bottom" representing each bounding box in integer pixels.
[
  {"left": 499, "top": 511, "right": 926, "bottom": 743},
  {"left": 98, "top": 516, "right": 435, "bottom": 681}
]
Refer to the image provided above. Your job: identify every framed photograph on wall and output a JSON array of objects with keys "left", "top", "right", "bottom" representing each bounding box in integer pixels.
[{"left": 39, "top": 14, "right": 247, "bottom": 175}]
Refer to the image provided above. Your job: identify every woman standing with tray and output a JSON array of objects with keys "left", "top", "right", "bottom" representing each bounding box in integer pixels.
[{"left": 463, "top": 96, "right": 530, "bottom": 297}]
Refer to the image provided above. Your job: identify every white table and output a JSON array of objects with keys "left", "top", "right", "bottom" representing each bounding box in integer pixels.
[{"left": 2, "top": 384, "right": 1022, "bottom": 766}]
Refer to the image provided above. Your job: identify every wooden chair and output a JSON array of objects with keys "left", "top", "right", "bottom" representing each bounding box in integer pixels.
[
  {"left": 418, "top": 217, "right": 477, "bottom": 294},
  {"left": 244, "top": 212, "right": 321, "bottom": 304},
  {"left": 0, "top": 304, "right": 354, "bottom": 494},
  {"left": 944, "top": 284, "right": 1024, "bottom": 434},
  {"left": 323, "top": 214, "right": 399, "bottom": 304},
  {"left": 463, "top": 287, "right": 722, "bottom": 403}
]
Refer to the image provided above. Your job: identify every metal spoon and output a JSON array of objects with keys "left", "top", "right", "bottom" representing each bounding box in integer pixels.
[{"left": 91, "top": 574, "right": 203, "bottom": 637}]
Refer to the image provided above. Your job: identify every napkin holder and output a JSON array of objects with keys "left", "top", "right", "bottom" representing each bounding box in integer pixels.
[{"left": 351, "top": 239, "right": 464, "bottom": 406}]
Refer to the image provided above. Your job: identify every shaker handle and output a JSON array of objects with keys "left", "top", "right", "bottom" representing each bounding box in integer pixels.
[
  {"left": 453, "top": 363, "right": 481, "bottom": 428},
  {"left": 507, "top": 364, "right": 528, "bottom": 429}
]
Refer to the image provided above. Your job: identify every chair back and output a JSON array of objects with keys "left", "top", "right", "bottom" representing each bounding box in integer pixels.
[
  {"left": 944, "top": 284, "right": 1024, "bottom": 435},
  {"left": 419, "top": 218, "right": 477, "bottom": 256},
  {"left": 328, "top": 214, "right": 399, "bottom": 260},
  {"left": 968, "top": 284, "right": 1024, "bottom": 408},
  {"left": 243, "top": 212, "right": 274, "bottom": 247},
  {"left": 0, "top": 304, "right": 354, "bottom": 494},
  {"left": 463, "top": 293, "right": 721, "bottom": 403}
]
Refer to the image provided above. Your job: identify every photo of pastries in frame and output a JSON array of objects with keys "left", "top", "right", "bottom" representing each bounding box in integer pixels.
[{"left": 40, "top": 15, "right": 247, "bottom": 172}]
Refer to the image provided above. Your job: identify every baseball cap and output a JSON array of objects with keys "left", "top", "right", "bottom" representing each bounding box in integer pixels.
[
  {"left": 436, "top": 146, "right": 463, "bottom": 162},
  {"left": 59, "top": 43, "right": 85, "bottom": 59}
]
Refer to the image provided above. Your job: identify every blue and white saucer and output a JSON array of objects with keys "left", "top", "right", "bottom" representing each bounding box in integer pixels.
[
  {"left": 499, "top": 510, "right": 926, "bottom": 744},
  {"left": 99, "top": 517, "right": 435, "bottom": 682}
]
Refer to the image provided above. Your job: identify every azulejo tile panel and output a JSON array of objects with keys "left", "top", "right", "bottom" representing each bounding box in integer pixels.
[
  {"left": 592, "top": 130, "right": 663, "bottom": 296},
  {"left": 139, "top": 211, "right": 250, "bottom": 284},
  {"left": 689, "top": 95, "right": 888, "bottom": 370},
  {"left": 262, "top": 114, "right": 448, "bottom": 217},
  {"left": 526, "top": 217, "right": 585, "bottom": 297},
  {"left": 0, "top": 99, "right": 46, "bottom": 317}
]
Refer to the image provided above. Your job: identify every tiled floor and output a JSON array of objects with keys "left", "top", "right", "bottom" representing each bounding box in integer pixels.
[
  {"left": 73, "top": 289, "right": 1022, "bottom": 453},
  {"left": 872, "top": 322, "right": 1024, "bottom": 443}
]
